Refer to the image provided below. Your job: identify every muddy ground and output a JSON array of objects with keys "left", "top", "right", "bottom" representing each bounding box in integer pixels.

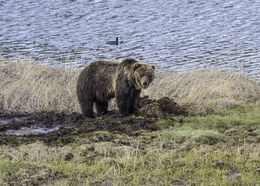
[
  {"left": 0, "top": 111, "right": 154, "bottom": 145},
  {"left": 0, "top": 97, "right": 210, "bottom": 145}
]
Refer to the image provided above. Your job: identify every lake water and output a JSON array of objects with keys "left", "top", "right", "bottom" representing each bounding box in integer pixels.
[{"left": 0, "top": 0, "right": 259, "bottom": 79}]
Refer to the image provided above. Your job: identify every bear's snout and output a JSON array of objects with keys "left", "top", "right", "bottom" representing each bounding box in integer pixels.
[{"left": 141, "top": 77, "right": 150, "bottom": 88}]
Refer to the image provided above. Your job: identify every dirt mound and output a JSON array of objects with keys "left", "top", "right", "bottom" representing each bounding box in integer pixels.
[{"left": 135, "top": 96, "right": 187, "bottom": 118}]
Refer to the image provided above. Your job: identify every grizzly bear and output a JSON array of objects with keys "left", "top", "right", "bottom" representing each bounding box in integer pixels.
[{"left": 76, "top": 58, "right": 155, "bottom": 117}]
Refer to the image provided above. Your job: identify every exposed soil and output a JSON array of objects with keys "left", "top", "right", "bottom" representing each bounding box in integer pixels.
[{"left": 0, "top": 97, "right": 188, "bottom": 145}]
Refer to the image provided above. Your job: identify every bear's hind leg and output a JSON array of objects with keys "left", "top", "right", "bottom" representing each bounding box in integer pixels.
[{"left": 95, "top": 101, "right": 108, "bottom": 115}]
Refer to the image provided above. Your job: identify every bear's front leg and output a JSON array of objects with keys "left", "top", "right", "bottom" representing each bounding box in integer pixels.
[
  {"left": 116, "top": 88, "right": 133, "bottom": 116},
  {"left": 116, "top": 93, "right": 131, "bottom": 116},
  {"left": 82, "top": 99, "right": 94, "bottom": 118},
  {"left": 129, "top": 89, "right": 141, "bottom": 114}
]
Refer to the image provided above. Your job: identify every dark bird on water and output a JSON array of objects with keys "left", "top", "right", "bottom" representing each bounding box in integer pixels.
[{"left": 107, "top": 37, "right": 119, "bottom": 45}]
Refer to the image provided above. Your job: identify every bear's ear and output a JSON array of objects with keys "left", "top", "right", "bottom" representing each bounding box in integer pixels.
[
  {"left": 133, "top": 63, "right": 142, "bottom": 70},
  {"left": 151, "top": 65, "right": 155, "bottom": 70}
]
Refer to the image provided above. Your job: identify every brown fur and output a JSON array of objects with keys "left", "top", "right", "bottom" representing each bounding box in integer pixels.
[{"left": 76, "top": 58, "right": 155, "bottom": 117}]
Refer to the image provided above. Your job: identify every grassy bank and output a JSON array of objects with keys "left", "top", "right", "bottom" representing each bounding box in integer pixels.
[
  {"left": 1, "top": 60, "right": 260, "bottom": 113},
  {"left": 0, "top": 60, "right": 260, "bottom": 185}
]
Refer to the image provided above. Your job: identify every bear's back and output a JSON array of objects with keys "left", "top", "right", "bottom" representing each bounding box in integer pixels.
[
  {"left": 88, "top": 60, "right": 118, "bottom": 69},
  {"left": 84, "top": 60, "right": 119, "bottom": 76}
]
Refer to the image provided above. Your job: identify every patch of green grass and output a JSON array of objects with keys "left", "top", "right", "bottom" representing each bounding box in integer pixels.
[
  {"left": 43, "top": 143, "right": 260, "bottom": 185},
  {"left": 0, "top": 159, "right": 28, "bottom": 174},
  {"left": 0, "top": 159, "right": 37, "bottom": 184},
  {"left": 154, "top": 127, "right": 225, "bottom": 145},
  {"left": 155, "top": 119, "right": 178, "bottom": 129},
  {"left": 0, "top": 159, "right": 63, "bottom": 185},
  {"left": 182, "top": 104, "right": 260, "bottom": 143}
]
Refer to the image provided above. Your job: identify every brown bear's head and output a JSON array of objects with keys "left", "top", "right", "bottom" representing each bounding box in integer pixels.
[{"left": 133, "top": 63, "right": 155, "bottom": 89}]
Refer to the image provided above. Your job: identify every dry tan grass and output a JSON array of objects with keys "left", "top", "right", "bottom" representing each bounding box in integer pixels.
[
  {"left": 0, "top": 60, "right": 259, "bottom": 113},
  {"left": 144, "top": 70, "right": 260, "bottom": 109},
  {"left": 0, "top": 60, "right": 80, "bottom": 113}
]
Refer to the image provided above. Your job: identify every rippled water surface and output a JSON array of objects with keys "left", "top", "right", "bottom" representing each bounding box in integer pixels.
[{"left": 0, "top": 0, "right": 259, "bottom": 78}]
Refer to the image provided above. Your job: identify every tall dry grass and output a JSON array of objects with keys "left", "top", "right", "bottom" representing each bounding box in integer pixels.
[
  {"left": 144, "top": 70, "right": 260, "bottom": 108},
  {"left": 0, "top": 60, "right": 260, "bottom": 113},
  {"left": 0, "top": 60, "right": 80, "bottom": 113}
]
